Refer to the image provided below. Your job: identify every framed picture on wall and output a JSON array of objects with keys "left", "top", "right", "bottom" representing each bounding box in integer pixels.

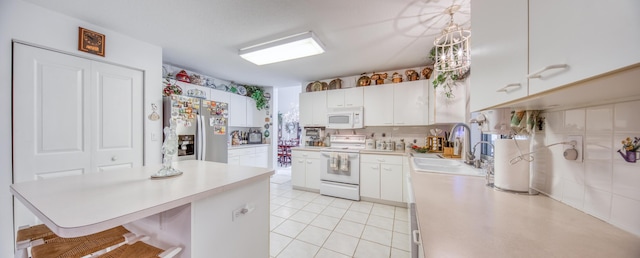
[{"left": 78, "top": 27, "right": 105, "bottom": 57}]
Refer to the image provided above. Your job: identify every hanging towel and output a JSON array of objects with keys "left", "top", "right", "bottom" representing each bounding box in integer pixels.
[
  {"left": 330, "top": 153, "right": 338, "bottom": 171},
  {"left": 340, "top": 153, "right": 350, "bottom": 172}
]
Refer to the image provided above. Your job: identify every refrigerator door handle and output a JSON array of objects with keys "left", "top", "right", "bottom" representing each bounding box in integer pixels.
[
  {"left": 200, "top": 115, "right": 207, "bottom": 160},
  {"left": 196, "top": 115, "right": 203, "bottom": 160}
]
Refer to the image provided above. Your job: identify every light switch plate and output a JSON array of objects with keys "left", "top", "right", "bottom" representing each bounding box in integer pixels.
[{"left": 565, "top": 135, "right": 583, "bottom": 162}]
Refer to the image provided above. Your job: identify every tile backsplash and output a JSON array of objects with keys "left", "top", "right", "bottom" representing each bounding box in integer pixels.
[{"left": 532, "top": 99, "right": 640, "bottom": 236}]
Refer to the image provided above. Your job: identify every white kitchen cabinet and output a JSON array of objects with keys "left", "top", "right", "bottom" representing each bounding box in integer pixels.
[
  {"left": 360, "top": 162, "right": 381, "bottom": 199},
  {"left": 229, "top": 94, "right": 247, "bottom": 127},
  {"left": 528, "top": 0, "right": 640, "bottom": 95},
  {"left": 247, "top": 97, "right": 267, "bottom": 127},
  {"left": 394, "top": 80, "right": 429, "bottom": 126},
  {"left": 470, "top": 0, "right": 528, "bottom": 111},
  {"left": 327, "top": 87, "right": 363, "bottom": 108},
  {"left": 470, "top": 0, "right": 640, "bottom": 111},
  {"left": 299, "top": 91, "right": 327, "bottom": 127},
  {"left": 228, "top": 145, "right": 269, "bottom": 168},
  {"left": 402, "top": 158, "right": 409, "bottom": 203},
  {"left": 291, "top": 150, "right": 321, "bottom": 190},
  {"left": 360, "top": 154, "right": 404, "bottom": 202},
  {"left": 363, "top": 85, "right": 394, "bottom": 126},
  {"left": 210, "top": 89, "right": 230, "bottom": 103},
  {"left": 380, "top": 163, "right": 403, "bottom": 202},
  {"left": 429, "top": 78, "right": 467, "bottom": 124}
]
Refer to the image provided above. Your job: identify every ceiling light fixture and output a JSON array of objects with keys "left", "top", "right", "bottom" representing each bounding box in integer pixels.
[
  {"left": 433, "top": 5, "right": 470, "bottom": 73},
  {"left": 239, "top": 31, "right": 325, "bottom": 65}
]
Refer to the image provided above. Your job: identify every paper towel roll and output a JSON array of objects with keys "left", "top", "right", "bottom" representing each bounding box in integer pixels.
[{"left": 494, "top": 139, "right": 531, "bottom": 192}]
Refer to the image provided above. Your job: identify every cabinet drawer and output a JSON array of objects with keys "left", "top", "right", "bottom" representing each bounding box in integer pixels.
[
  {"left": 360, "top": 154, "right": 403, "bottom": 164},
  {"left": 228, "top": 147, "right": 255, "bottom": 157},
  {"left": 291, "top": 150, "right": 321, "bottom": 159},
  {"left": 255, "top": 146, "right": 268, "bottom": 153}
]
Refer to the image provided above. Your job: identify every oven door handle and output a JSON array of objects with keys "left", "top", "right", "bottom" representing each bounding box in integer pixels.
[{"left": 321, "top": 152, "right": 359, "bottom": 158}]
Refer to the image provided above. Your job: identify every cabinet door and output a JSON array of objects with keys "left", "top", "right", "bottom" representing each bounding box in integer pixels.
[
  {"left": 380, "top": 164, "right": 403, "bottom": 202},
  {"left": 528, "top": 0, "right": 640, "bottom": 95},
  {"left": 305, "top": 158, "right": 321, "bottom": 190},
  {"left": 299, "top": 93, "right": 313, "bottom": 126},
  {"left": 246, "top": 97, "right": 256, "bottom": 127},
  {"left": 403, "top": 158, "right": 409, "bottom": 203},
  {"left": 327, "top": 90, "right": 345, "bottom": 108},
  {"left": 228, "top": 155, "right": 240, "bottom": 165},
  {"left": 360, "top": 162, "right": 380, "bottom": 199},
  {"left": 255, "top": 151, "right": 268, "bottom": 168},
  {"left": 344, "top": 87, "right": 364, "bottom": 107},
  {"left": 363, "top": 85, "right": 394, "bottom": 126},
  {"left": 393, "top": 81, "right": 428, "bottom": 126},
  {"left": 470, "top": 0, "right": 528, "bottom": 111},
  {"left": 210, "top": 89, "right": 230, "bottom": 103},
  {"left": 291, "top": 156, "right": 306, "bottom": 188},
  {"left": 311, "top": 91, "right": 327, "bottom": 126},
  {"left": 228, "top": 94, "right": 247, "bottom": 127},
  {"left": 240, "top": 154, "right": 256, "bottom": 167},
  {"left": 430, "top": 80, "right": 467, "bottom": 124}
]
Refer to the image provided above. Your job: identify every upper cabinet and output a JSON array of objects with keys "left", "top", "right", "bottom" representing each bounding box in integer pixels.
[
  {"left": 327, "top": 87, "right": 363, "bottom": 108},
  {"left": 228, "top": 93, "right": 248, "bottom": 127},
  {"left": 394, "top": 80, "right": 429, "bottom": 126},
  {"left": 471, "top": 0, "right": 640, "bottom": 111},
  {"left": 363, "top": 85, "right": 394, "bottom": 126},
  {"left": 470, "top": 0, "right": 528, "bottom": 111},
  {"left": 299, "top": 91, "right": 327, "bottom": 127},
  {"left": 528, "top": 0, "right": 640, "bottom": 95}
]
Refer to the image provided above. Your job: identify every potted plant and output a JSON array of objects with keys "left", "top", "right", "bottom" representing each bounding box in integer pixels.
[
  {"left": 245, "top": 85, "right": 267, "bottom": 110},
  {"left": 429, "top": 46, "right": 470, "bottom": 98}
]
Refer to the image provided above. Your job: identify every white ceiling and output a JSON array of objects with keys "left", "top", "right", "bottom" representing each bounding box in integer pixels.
[{"left": 24, "top": 0, "right": 470, "bottom": 88}]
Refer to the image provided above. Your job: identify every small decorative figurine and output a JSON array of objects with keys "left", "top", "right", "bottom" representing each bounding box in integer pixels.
[{"left": 152, "top": 119, "right": 183, "bottom": 179}]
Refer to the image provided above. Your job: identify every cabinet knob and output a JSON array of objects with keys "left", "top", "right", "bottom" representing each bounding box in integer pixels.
[{"left": 111, "top": 156, "right": 118, "bottom": 161}]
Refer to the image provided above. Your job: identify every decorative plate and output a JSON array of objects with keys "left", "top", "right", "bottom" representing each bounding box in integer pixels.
[
  {"left": 311, "top": 81, "right": 323, "bottom": 91},
  {"left": 306, "top": 83, "right": 312, "bottom": 92},
  {"left": 329, "top": 79, "right": 342, "bottom": 90},
  {"left": 357, "top": 75, "right": 371, "bottom": 87},
  {"left": 237, "top": 86, "right": 247, "bottom": 96}
]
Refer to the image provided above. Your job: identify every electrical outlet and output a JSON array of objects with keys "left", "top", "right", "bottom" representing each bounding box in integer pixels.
[{"left": 565, "top": 135, "right": 583, "bottom": 162}]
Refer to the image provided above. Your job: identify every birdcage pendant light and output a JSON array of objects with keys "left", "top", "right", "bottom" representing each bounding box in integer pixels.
[{"left": 433, "top": 5, "right": 470, "bottom": 73}]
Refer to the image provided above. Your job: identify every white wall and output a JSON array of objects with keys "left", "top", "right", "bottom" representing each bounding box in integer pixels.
[
  {"left": 0, "top": 0, "right": 163, "bottom": 255},
  {"left": 532, "top": 99, "right": 640, "bottom": 236}
]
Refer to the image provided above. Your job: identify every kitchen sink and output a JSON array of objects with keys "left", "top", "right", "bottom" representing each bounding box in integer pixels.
[{"left": 411, "top": 157, "right": 484, "bottom": 177}]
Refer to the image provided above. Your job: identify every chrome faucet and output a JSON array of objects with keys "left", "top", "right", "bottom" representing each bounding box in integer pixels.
[
  {"left": 471, "top": 141, "right": 495, "bottom": 161},
  {"left": 448, "top": 123, "right": 473, "bottom": 164}
]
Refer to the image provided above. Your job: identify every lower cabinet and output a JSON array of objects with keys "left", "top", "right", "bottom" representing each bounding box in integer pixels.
[
  {"left": 291, "top": 150, "right": 321, "bottom": 190},
  {"left": 228, "top": 146, "right": 269, "bottom": 168},
  {"left": 360, "top": 154, "right": 404, "bottom": 202}
]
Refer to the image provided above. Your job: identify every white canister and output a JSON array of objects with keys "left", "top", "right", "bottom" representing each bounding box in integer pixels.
[
  {"left": 387, "top": 141, "right": 395, "bottom": 151},
  {"left": 395, "top": 141, "right": 405, "bottom": 152},
  {"left": 376, "top": 140, "right": 384, "bottom": 150},
  {"left": 366, "top": 139, "right": 376, "bottom": 149}
]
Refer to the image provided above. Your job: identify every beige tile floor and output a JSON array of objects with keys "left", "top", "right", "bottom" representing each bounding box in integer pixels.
[{"left": 270, "top": 167, "right": 410, "bottom": 258}]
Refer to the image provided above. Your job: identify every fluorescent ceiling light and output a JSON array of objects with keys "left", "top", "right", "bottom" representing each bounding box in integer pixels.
[{"left": 239, "top": 31, "right": 325, "bottom": 65}]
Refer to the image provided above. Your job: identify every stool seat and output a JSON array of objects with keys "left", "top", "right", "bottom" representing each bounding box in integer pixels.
[
  {"left": 97, "top": 241, "right": 164, "bottom": 258},
  {"left": 30, "top": 226, "right": 130, "bottom": 258}
]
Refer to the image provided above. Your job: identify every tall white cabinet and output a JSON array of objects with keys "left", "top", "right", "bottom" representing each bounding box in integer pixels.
[{"left": 12, "top": 43, "right": 143, "bottom": 231}]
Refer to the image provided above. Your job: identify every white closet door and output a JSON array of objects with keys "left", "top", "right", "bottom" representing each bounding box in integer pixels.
[
  {"left": 12, "top": 44, "right": 92, "bottom": 228},
  {"left": 91, "top": 62, "right": 143, "bottom": 172}
]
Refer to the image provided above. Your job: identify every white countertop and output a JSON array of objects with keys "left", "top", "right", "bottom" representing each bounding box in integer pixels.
[
  {"left": 10, "top": 160, "right": 274, "bottom": 238},
  {"left": 410, "top": 170, "right": 640, "bottom": 257}
]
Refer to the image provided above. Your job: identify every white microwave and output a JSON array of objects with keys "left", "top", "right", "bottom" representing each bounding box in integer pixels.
[{"left": 326, "top": 107, "right": 364, "bottom": 129}]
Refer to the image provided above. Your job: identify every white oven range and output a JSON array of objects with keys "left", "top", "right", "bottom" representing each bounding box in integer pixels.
[{"left": 319, "top": 135, "right": 365, "bottom": 201}]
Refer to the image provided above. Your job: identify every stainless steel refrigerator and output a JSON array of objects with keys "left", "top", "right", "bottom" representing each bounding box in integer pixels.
[{"left": 163, "top": 95, "right": 228, "bottom": 163}]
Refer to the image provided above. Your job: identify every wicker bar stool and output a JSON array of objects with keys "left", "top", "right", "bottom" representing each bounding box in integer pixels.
[
  {"left": 15, "top": 224, "right": 181, "bottom": 258},
  {"left": 97, "top": 240, "right": 182, "bottom": 258}
]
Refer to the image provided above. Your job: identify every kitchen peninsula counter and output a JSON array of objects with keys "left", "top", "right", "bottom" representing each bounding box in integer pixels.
[
  {"left": 11, "top": 160, "right": 274, "bottom": 257},
  {"left": 410, "top": 171, "right": 640, "bottom": 257}
]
